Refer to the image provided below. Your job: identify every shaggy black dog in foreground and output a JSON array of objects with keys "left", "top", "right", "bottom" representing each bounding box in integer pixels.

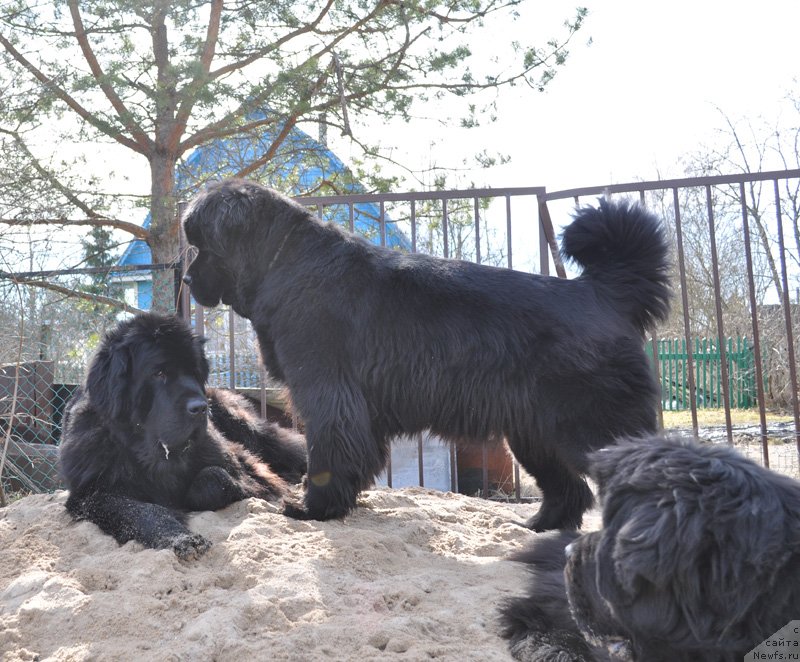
[
  {"left": 501, "top": 529, "right": 611, "bottom": 662},
  {"left": 182, "top": 179, "right": 671, "bottom": 530},
  {"left": 59, "top": 313, "right": 307, "bottom": 559},
  {"left": 500, "top": 435, "right": 800, "bottom": 661}
]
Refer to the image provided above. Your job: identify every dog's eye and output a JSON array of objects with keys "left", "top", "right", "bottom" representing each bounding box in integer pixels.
[{"left": 154, "top": 369, "right": 167, "bottom": 382}]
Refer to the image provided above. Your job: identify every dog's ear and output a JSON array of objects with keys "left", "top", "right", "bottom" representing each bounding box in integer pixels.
[
  {"left": 86, "top": 340, "right": 131, "bottom": 420},
  {"left": 594, "top": 500, "right": 687, "bottom": 632}
]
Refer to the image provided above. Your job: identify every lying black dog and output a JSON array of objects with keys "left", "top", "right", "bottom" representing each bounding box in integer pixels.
[
  {"left": 182, "top": 179, "right": 671, "bottom": 531},
  {"left": 59, "top": 312, "right": 307, "bottom": 559},
  {"left": 500, "top": 435, "right": 800, "bottom": 661}
]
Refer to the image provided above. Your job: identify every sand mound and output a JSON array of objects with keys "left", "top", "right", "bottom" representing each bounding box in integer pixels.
[{"left": 0, "top": 488, "right": 551, "bottom": 661}]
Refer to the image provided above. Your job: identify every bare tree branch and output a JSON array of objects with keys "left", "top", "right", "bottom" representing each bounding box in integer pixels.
[
  {"left": 172, "top": 0, "right": 224, "bottom": 140},
  {"left": 0, "top": 127, "right": 129, "bottom": 228},
  {"left": 0, "top": 275, "right": 145, "bottom": 314},
  {"left": 0, "top": 34, "right": 145, "bottom": 155},
  {"left": 67, "top": 0, "right": 153, "bottom": 152},
  {"left": 0, "top": 217, "right": 149, "bottom": 241}
]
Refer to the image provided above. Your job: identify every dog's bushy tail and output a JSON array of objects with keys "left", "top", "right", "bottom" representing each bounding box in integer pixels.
[{"left": 561, "top": 198, "right": 671, "bottom": 333}]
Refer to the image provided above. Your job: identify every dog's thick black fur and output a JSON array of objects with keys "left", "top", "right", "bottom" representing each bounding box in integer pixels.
[
  {"left": 182, "top": 179, "right": 670, "bottom": 530},
  {"left": 58, "top": 313, "right": 307, "bottom": 559},
  {"left": 500, "top": 436, "right": 800, "bottom": 661},
  {"left": 501, "top": 530, "right": 612, "bottom": 662},
  {"left": 206, "top": 386, "right": 306, "bottom": 484}
]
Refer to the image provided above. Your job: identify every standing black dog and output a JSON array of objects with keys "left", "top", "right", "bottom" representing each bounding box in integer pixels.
[
  {"left": 500, "top": 435, "right": 800, "bottom": 661},
  {"left": 59, "top": 313, "right": 307, "bottom": 559},
  {"left": 182, "top": 179, "right": 671, "bottom": 530}
]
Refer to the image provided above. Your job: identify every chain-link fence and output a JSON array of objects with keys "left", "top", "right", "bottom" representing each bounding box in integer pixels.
[{"left": 0, "top": 263, "right": 182, "bottom": 502}]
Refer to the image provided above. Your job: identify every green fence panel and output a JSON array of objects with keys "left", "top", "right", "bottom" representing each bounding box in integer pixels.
[{"left": 647, "top": 337, "right": 759, "bottom": 410}]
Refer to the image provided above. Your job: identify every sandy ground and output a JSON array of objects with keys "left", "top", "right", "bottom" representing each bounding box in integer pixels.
[{"left": 0, "top": 487, "right": 583, "bottom": 662}]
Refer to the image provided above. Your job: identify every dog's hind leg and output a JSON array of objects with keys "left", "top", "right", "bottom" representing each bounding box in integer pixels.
[
  {"left": 507, "top": 441, "right": 594, "bottom": 531},
  {"left": 527, "top": 466, "right": 593, "bottom": 532}
]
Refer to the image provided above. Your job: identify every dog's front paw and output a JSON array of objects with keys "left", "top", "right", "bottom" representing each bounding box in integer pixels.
[
  {"left": 282, "top": 500, "right": 315, "bottom": 520},
  {"left": 282, "top": 498, "right": 350, "bottom": 522},
  {"left": 172, "top": 532, "right": 212, "bottom": 560}
]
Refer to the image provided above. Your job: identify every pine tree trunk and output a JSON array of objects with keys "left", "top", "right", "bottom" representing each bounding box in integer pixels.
[{"left": 148, "top": 152, "right": 179, "bottom": 313}]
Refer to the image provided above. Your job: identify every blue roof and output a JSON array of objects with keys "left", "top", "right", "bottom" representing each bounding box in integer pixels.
[
  {"left": 118, "top": 113, "right": 409, "bottom": 271},
  {"left": 118, "top": 238, "right": 152, "bottom": 267}
]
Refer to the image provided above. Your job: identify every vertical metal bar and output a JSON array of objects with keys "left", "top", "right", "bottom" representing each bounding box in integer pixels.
[
  {"left": 348, "top": 203, "right": 355, "bottom": 233},
  {"left": 513, "top": 461, "right": 521, "bottom": 502},
  {"left": 450, "top": 443, "right": 457, "bottom": 493},
  {"left": 706, "top": 185, "right": 733, "bottom": 443},
  {"left": 417, "top": 433, "right": 425, "bottom": 488},
  {"left": 386, "top": 442, "right": 393, "bottom": 488},
  {"left": 178, "top": 272, "right": 191, "bottom": 321},
  {"left": 678, "top": 339, "right": 682, "bottom": 409},
  {"left": 650, "top": 334, "right": 663, "bottom": 428},
  {"left": 442, "top": 198, "right": 449, "bottom": 258},
  {"left": 540, "top": 196, "right": 550, "bottom": 276},
  {"left": 505, "top": 195, "right": 515, "bottom": 270},
  {"left": 537, "top": 198, "right": 566, "bottom": 278},
  {"left": 740, "top": 181, "right": 769, "bottom": 465},
  {"left": 672, "top": 188, "right": 698, "bottom": 435},
  {"left": 481, "top": 441, "right": 489, "bottom": 498},
  {"left": 379, "top": 200, "right": 387, "bottom": 247},
  {"left": 176, "top": 202, "right": 191, "bottom": 321},
  {"left": 228, "top": 307, "right": 236, "bottom": 390},
  {"left": 260, "top": 364, "right": 268, "bottom": 419},
  {"left": 474, "top": 197, "right": 482, "bottom": 265},
  {"left": 317, "top": 203, "right": 323, "bottom": 220},
  {"left": 411, "top": 200, "right": 417, "bottom": 253},
  {"left": 772, "top": 179, "right": 800, "bottom": 463}
]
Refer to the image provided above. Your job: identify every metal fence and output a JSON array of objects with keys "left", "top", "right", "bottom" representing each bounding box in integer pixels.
[
  {"left": 544, "top": 170, "right": 800, "bottom": 477},
  {"left": 3, "top": 169, "right": 800, "bottom": 501}
]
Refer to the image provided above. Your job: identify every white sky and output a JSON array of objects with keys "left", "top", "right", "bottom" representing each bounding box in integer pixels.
[
  {"left": 86, "top": 2, "right": 800, "bottom": 199},
  {"left": 56, "top": 0, "right": 800, "bottom": 249},
  {"left": 339, "top": 0, "right": 800, "bottom": 192}
]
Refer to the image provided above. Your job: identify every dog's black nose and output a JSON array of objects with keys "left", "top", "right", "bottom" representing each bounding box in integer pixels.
[
  {"left": 182, "top": 274, "right": 192, "bottom": 285},
  {"left": 186, "top": 397, "right": 207, "bottom": 417}
]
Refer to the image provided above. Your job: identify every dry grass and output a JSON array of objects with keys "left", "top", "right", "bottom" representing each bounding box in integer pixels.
[
  {"left": 661, "top": 409, "right": 794, "bottom": 429},
  {"left": 502, "top": 409, "right": 798, "bottom": 498},
  {"left": 662, "top": 409, "right": 799, "bottom": 478}
]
